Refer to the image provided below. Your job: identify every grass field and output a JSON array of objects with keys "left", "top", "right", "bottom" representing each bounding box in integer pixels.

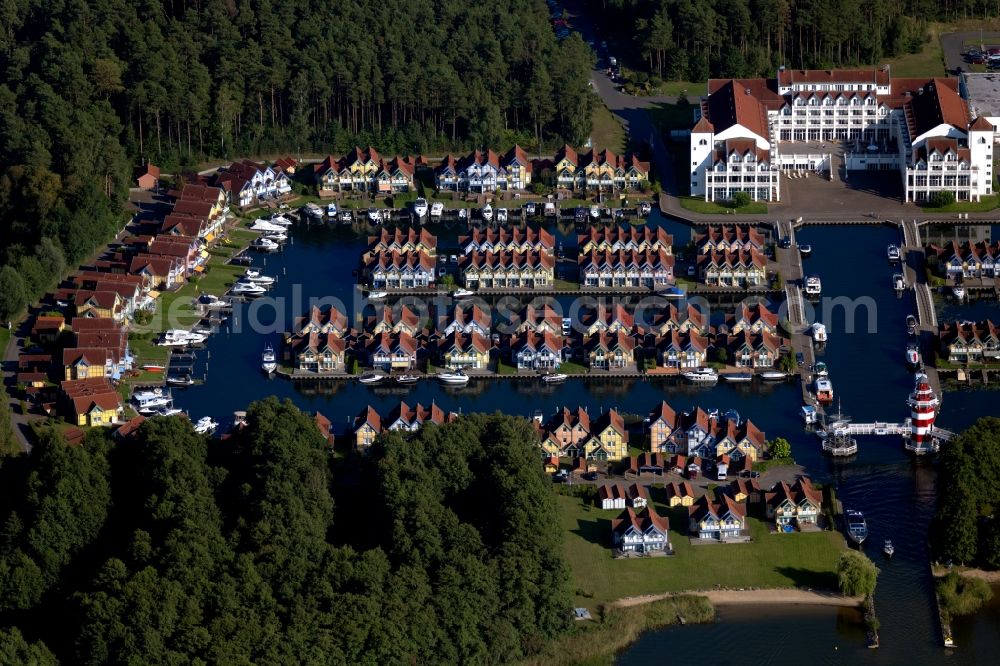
[
  {"left": 920, "top": 194, "right": 1000, "bottom": 213},
  {"left": 678, "top": 196, "right": 768, "bottom": 215},
  {"left": 558, "top": 493, "right": 844, "bottom": 607},
  {"left": 557, "top": 361, "right": 588, "bottom": 374},
  {"left": 646, "top": 102, "right": 698, "bottom": 134},
  {"left": 884, "top": 32, "right": 946, "bottom": 77},
  {"left": 590, "top": 102, "right": 626, "bottom": 154}
]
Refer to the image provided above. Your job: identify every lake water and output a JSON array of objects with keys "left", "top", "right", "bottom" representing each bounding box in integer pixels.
[{"left": 163, "top": 213, "right": 1000, "bottom": 661}]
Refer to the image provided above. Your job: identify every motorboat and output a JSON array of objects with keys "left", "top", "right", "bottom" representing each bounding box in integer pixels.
[
  {"left": 367, "top": 207, "right": 382, "bottom": 224},
  {"left": 804, "top": 275, "right": 822, "bottom": 298},
  {"left": 243, "top": 269, "right": 275, "bottom": 285},
  {"left": 192, "top": 326, "right": 214, "bottom": 337},
  {"left": 760, "top": 371, "right": 788, "bottom": 381},
  {"left": 801, "top": 404, "right": 818, "bottom": 425},
  {"left": 357, "top": 373, "right": 387, "bottom": 385},
  {"left": 906, "top": 314, "right": 917, "bottom": 336},
  {"left": 883, "top": 539, "right": 895, "bottom": 558},
  {"left": 232, "top": 280, "right": 268, "bottom": 297},
  {"left": 613, "top": 208, "right": 626, "bottom": 220},
  {"left": 133, "top": 388, "right": 172, "bottom": 412},
  {"left": 893, "top": 273, "right": 905, "bottom": 293},
  {"left": 542, "top": 373, "right": 568, "bottom": 384},
  {"left": 574, "top": 207, "right": 588, "bottom": 223},
  {"left": 811, "top": 323, "right": 828, "bottom": 343},
  {"left": 194, "top": 416, "right": 219, "bottom": 435},
  {"left": 251, "top": 237, "right": 280, "bottom": 252},
  {"left": 261, "top": 231, "right": 288, "bottom": 243},
  {"left": 659, "top": 286, "right": 686, "bottom": 299},
  {"left": 302, "top": 203, "right": 324, "bottom": 223},
  {"left": 589, "top": 205, "right": 601, "bottom": 220},
  {"left": 230, "top": 254, "right": 253, "bottom": 265},
  {"left": 638, "top": 201, "right": 652, "bottom": 216},
  {"left": 340, "top": 210, "right": 354, "bottom": 223},
  {"left": 268, "top": 214, "right": 294, "bottom": 227},
  {"left": 261, "top": 344, "right": 277, "bottom": 373},
  {"left": 815, "top": 377, "right": 834, "bottom": 403},
  {"left": 723, "top": 372, "right": 753, "bottom": 383},
  {"left": 543, "top": 202, "right": 556, "bottom": 217},
  {"left": 458, "top": 207, "right": 469, "bottom": 221},
  {"left": 142, "top": 364, "right": 165, "bottom": 372},
  {"left": 430, "top": 202, "right": 444, "bottom": 218},
  {"left": 250, "top": 219, "right": 287, "bottom": 232},
  {"left": 845, "top": 509, "right": 868, "bottom": 545},
  {"left": 523, "top": 202, "right": 536, "bottom": 216},
  {"left": 327, "top": 202, "right": 338, "bottom": 218},
  {"left": 395, "top": 374, "right": 420, "bottom": 385},
  {"left": 814, "top": 361, "right": 828, "bottom": 376},
  {"left": 159, "top": 329, "right": 206, "bottom": 346},
  {"left": 413, "top": 197, "right": 428, "bottom": 218},
  {"left": 166, "top": 374, "right": 194, "bottom": 386},
  {"left": 798, "top": 243, "right": 812, "bottom": 257},
  {"left": 453, "top": 288, "right": 475, "bottom": 299},
  {"left": 437, "top": 370, "right": 470, "bottom": 386},
  {"left": 906, "top": 343, "right": 921, "bottom": 369},
  {"left": 156, "top": 406, "right": 183, "bottom": 417},
  {"left": 497, "top": 208, "right": 508, "bottom": 223},
  {"left": 367, "top": 290, "right": 388, "bottom": 300},
  {"left": 481, "top": 203, "right": 493, "bottom": 222},
  {"left": 682, "top": 367, "right": 719, "bottom": 383},
  {"left": 952, "top": 286, "right": 966, "bottom": 301},
  {"left": 887, "top": 244, "right": 901, "bottom": 262}
]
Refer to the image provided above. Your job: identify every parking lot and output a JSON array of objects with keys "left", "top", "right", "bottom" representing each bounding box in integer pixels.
[{"left": 941, "top": 31, "right": 1000, "bottom": 74}]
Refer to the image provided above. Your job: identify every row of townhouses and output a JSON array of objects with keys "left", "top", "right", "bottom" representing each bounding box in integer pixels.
[
  {"left": 283, "top": 302, "right": 788, "bottom": 373},
  {"left": 690, "top": 69, "right": 995, "bottom": 203},
  {"left": 926, "top": 241, "right": 1000, "bottom": 278},
  {"left": 312, "top": 144, "right": 651, "bottom": 194},
  {"left": 938, "top": 319, "right": 1000, "bottom": 363}
]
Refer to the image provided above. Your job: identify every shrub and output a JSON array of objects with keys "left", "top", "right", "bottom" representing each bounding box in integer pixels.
[
  {"left": 837, "top": 551, "right": 879, "bottom": 598},
  {"left": 927, "top": 191, "right": 955, "bottom": 208},
  {"left": 729, "top": 191, "right": 752, "bottom": 208}
]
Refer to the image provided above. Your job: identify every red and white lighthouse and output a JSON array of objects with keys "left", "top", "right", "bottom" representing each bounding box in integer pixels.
[{"left": 906, "top": 374, "right": 940, "bottom": 454}]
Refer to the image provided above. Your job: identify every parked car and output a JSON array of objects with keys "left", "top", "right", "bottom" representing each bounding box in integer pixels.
[
  {"left": 739, "top": 470, "right": 761, "bottom": 479},
  {"left": 553, "top": 469, "right": 569, "bottom": 482},
  {"left": 582, "top": 471, "right": 599, "bottom": 481},
  {"left": 796, "top": 352, "right": 805, "bottom": 366}
]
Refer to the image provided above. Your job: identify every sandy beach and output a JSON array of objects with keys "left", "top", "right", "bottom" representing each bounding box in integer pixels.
[{"left": 614, "top": 588, "right": 862, "bottom": 609}]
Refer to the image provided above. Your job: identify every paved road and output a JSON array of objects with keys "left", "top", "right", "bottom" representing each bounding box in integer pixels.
[{"left": 3, "top": 323, "right": 35, "bottom": 453}]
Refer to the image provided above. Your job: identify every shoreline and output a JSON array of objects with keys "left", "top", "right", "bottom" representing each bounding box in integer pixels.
[
  {"left": 932, "top": 564, "right": 1000, "bottom": 584},
  {"left": 613, "top": 588, "right": 862, "bottom": 609}
]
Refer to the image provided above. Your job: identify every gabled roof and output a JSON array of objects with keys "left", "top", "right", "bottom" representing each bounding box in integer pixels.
[
  {"left": 649, "top": 400, "right": 677, "bottom": 426},
  {"left": 612, "top": 506, "right": 669, "bottom": 536},
  {"left": 704, "top": 80, "right": 771, "bottom": 139},
  {"left": 354, "top": 405, "right": 382, "bottom": 433}
]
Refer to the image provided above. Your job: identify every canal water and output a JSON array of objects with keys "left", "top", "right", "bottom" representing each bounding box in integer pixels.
[{"left": 163, "top": 214, "right": 1000, "bottom": 661}]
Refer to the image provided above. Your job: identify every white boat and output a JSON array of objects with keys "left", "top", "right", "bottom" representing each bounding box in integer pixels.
[
  {"left": 232, "top": 280, "right": 267, "bottom": 297},
  {"left": 801, "top": 404, "right": 818, "bottom": 425},
  {"left": 156, "top": 406, "right": 183, "bottom": 417},
  {"left": 814, "top": 361, "right": 829, "bottom": 376},
  {"left": 395, "top": 374, "right": 420, "bottom": 385},
  {"left": 261, "top": 231, "right": 288, "bottom": 243},
  {"left": 811, "top": 323, "right": 828, "bottom": 343},
  {"left": 523, "top": 202, "right": 536, "bottom": 216},
  {"left": 542, "top": 373, "right": 568, "bottom": 384},
  {"left": 413, "top": 197, "right": 429, "bottom": 218},
  {"left": 367, "top": 290, "right": 388, "bottom": 300},
  {"left": 269, "top": 214, "right": 294, "bottom": 226},
  {"left": 638, "top": 201, "right": 652, "bottom": 216},
  {"left": 798, "top": 243, "right": 812, "bottom": 257},
  {"left": 682, "top": 367, "right": 718, "bottom": 383},
  {"left": 497, "top": 207, "right": 508, "bottom": 223},
  {"left": 481, "top": 203, "right": 493, "bottom": 222},
  {"left": 952, "top": 286, "right": 966, "bottom": 300},
  {"left": 846, "top": 509, "right": 868, "bottom": 545},
  {"left": 303, "top": 203, "right": 324, "bottom": 222},
  {"left": 760, "top": 371, "right": 787, "bottom": 381},
  {"left": 159, "top": 329, "right": 207, "bottom": 346},
  {"left": 193, "top": 416, "right": 219, "bottom": 434},
  {"left": 358, "top": 373, "right": 387, "bottom": 385},
  {"left": 243, "top": 269, "right": 275, "bottom": 285},
  {"left": 261, "top": 344, "right": 277, "bottom": 373},
  {"left": 887, "top": 244, "right": 901, "bottom": 262},
  {"left": 723, "top": 372, "right": 753, "bottom": 383},
  {"left": 883, "top": 539, "right": 895, "bottom": 558},
  {"left": 133, "top": 388, "right": 172, "bottom": 411},
  {"left": 198, "top": 293, "right": 228, "bottom": 309},
  {"left": 458, "top": 208, "right": 468, "bottom": 221},
  {"left": 192, "top": 326, "right": 214, "bottom": 337},
  {"left": 906, "top": 314, "right": 917, "bottom": 336},
  {"left": 437, "top": 370, "right": 470, "bottom": 386},
  {"left": 453, "top": 288, "right": 475, "bottom": 299},
  {"left": 327, "top": 202, "right": 338, "bottom": 218},
  {"left": 367, "top": 207, "right": 382, "bottom": 224},
  {"left": 815, "top": 377, "right": 834, "bottom": 403},
  {"left": 251, "top": 237, "right": 280, "bottom": 252},
  {"left": 804, "top": 275, "right": 822, "bottom": 298},
  {"left": 166, "top": 374, "right": 194, "bottom": 386},
  {"left": 893, "top": 273, "right": 905, "bottom": 292},
  {"left": 906, "top": 344, "right": 921, "bottom": 368},
  {"left": 430, "top": 202, "right": 444, "bottom": 218},
  {"left": 589, "top": 205, "right": 600, "bottom": 219},
  {"left": 340, "top": 210, "right": 353, "bottom": 223},
  {"left": 250, "top": 219, "right": 287, "bottom": 232},
  {"left": 543, "top": 202, "right": 556, "bottom": 217}
]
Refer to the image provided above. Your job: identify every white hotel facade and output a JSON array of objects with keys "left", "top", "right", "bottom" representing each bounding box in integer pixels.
[{"left": 690, "top": 68, "right": 995, "bottom": 204}]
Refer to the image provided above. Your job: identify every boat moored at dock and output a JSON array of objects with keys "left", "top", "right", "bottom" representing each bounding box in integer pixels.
[
  {"left": 261, "top": 344, "right": 277, "bottom": 374},
  {"left": 893, "top": 273, "right": 905, "bottom": 293},
  {"left": 437, "top": 370, "right": 470, "bottom": 386},
  {"left": 357, "top": 373, "right": 387, "bottom": 385},
  {"left": 815, "top": 377, "right": 834, "bottom": 403},
  {"left": 683, "top": 367, "right": 719, "bottom": 384},
  {"left": 906, "top": 315, "right": 917, "bottom": 336},
  {"left": 811, "top": 323, "right": 828, "bottom": 344},
  {"left": 845, "top": 509, "right": 868, "bottom": 545},
  {"left": 887, "top": 244, "right": 901, "bottom": 262},
  {"left": 723, "top": 372, "right": 753, "bottom": 383},
  {"left": 804, "top": 275, "right": 822, "bottom": 299},
  {"left": 541, "top": 373, "right": 568, "bottom": 384}
]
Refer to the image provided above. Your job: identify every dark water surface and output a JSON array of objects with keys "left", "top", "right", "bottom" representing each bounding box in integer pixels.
[{"left": 166, "top": 215, "right": 999, "bottom": 662}]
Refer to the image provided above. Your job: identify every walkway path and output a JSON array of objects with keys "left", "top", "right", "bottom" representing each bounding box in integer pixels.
[
  {"left": 3, "top": 321, "right": 36, "bottom": 453},
  {"left": 613, "top": 588, "right": 862, "bottom": 609}
]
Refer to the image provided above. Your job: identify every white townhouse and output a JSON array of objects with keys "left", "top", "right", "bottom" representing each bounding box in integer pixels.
[
  {"left": 691, "top": 69, "right": 995, "bottom": 203},
  {"left": 513, "top": 331, "right": 563, "bottom": 370}
]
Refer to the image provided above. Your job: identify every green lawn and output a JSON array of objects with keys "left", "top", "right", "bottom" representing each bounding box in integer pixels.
[
  {"left": 920, "top": 195, "right": 1000, "bottom": 213},
  {"left": 884, "top": 34, "right": 945, "bottom": 77},
  {"left": 558, "top": 493, "right": 844, "bottom": 607},
  {"left": 0, "top": 327, "right": 10, "bottom": 356},
  {"left": 495, "top": 359, "right": 518, "bottom": 376},
  {"left": 590, "top": 102, "right": 626, "bottom": 155},
  {"left": 553, "top": 278, "right": 580, "bottom": 291},
  {"left": 646, "top": 102, "right": 698, "bottom": 134},
  {"left": 678, "top": 196, "right": 768, "bottom": 215},
  {"left": 557, "top": 361, "right": 588, "bottom": 375}
]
